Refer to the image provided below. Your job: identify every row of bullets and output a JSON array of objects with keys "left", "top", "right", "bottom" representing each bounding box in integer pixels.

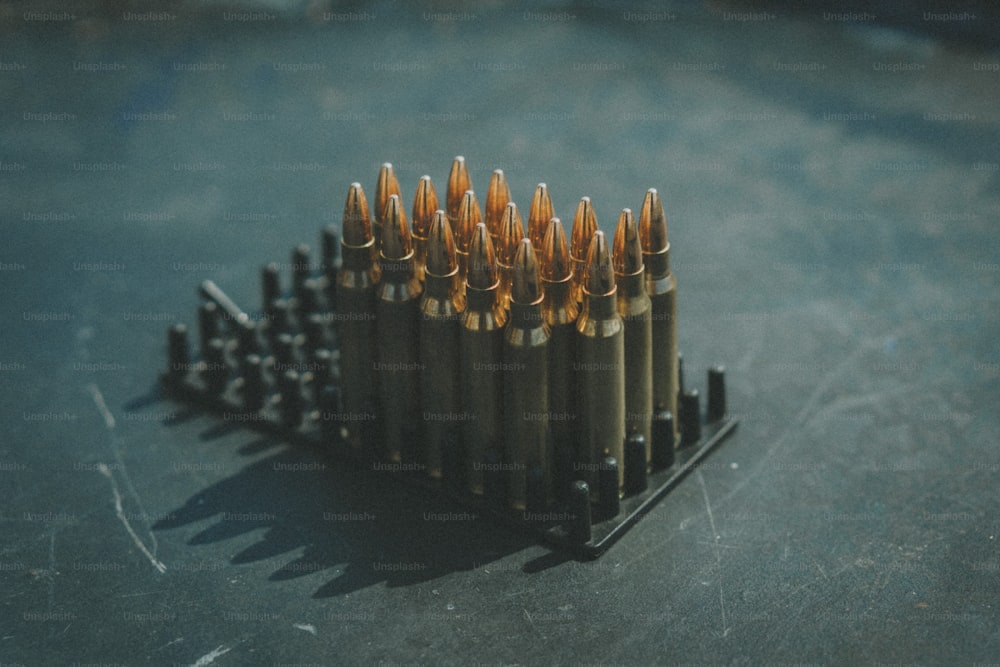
[{"left": 332, "top": 157, "right": 682, "bottom": 510}]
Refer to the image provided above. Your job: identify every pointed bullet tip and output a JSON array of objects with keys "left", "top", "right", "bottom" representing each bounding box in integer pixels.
[
  {"left": 411, "top": 174, "right": 439, "bottom": 237},
  {"left": 342, "top": 182, "right": 373, "bottom": 246},
  {"left": 639, "top": 188, "right": 668, "bottom": 253},
  {"left": 511, "top": 238, "right": 542, "bottom": 304},
  {"left": 584, "top": 230, "right": 615, "bottom": 296},
  {"left": 528, "top": 182, "right": 555, "bottom": 249},
  {"left": 467, "top": 223, "right": 498, "bottom": 290},
  {"left": 381, "top": 194, "right": 412, "bottom": 260},
  {"left": 541, "top": 217, "right": 572, "bottom": 281},
  {"left": 614, "top": 208, "right": 643, "bottom": 274},
  {"left": 499, "top": 201, "right": 525, "bottom": 265},
  {"left": 425, "top": 210, "right": 457, "bottom": 276}
]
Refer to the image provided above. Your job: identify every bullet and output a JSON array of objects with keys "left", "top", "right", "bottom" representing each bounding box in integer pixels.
[
  {"left": 503, "top": 238, "right": 549, "bottom": 510},
  {"left": 639, "top": 188, "right": 680, "bottom": 447},
  {"left": 373, "top": 162, "right": 401, "bottom": 248},
  {"left": 336, "top": 183, "right": 381, "bottom": 453},
  {"left": 496, "top": 202, "right": 526, "bottom": 311},
  {"left": 419, "top": 211, "right": 466, "bottom": 480},
  {"left": 570, "top": 196, "right": 598, "bottom": 305},
  {"left": 484, "top": 169, "right": 511, "bottom": 245},
  {"left": 453, "top": 189, "right": 482, "bottom": 288},
  {"left": 576, "top": 230, "right": 626, "bottom": 492},
  {"left": 614, "top": 208, "right": 654, "bottom": 461},
  {"left": 460, "top": 223, "right": 506, "bottom": 495},
  {"left": 376, "top": 194, "right": 423, "bottom": 463},
  {"left": 410, "top": 175, "right": 439, "bottom": 283},
  {"left": 540, "top": 217, "right": 578, "bottom": 503},
  {"left": 446, "top": 156, "right": 472, "bottom": 227},
  {"left": 527, "top": 183, "right": 554, "bottom": 250}
]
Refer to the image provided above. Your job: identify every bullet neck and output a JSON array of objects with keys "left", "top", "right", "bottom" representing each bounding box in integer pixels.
[
  {"left": 615, "top": 267, "right": 647, "bottom": 299},
  {"left": 580, "top": 289, "right": 618, "bottom": 321},
  {"left": 541, "top": 277, "right": 578, "bottom": 326},
  {"left": 465, "top": 283, "right": 499, "bottom": 312},
  {"left": 642, "top": 244, "right": 670, "bottom": 279},
  {"left": 340, "top": 240, "right": 379, "bottom": 278},
  {"left": 380, "top": 252, "right": 417, "bottom": 283},
  {"left": 509, "top": 299, "right": 545, "bottom": 329},
  {"left": 424, "top": 269, "right": 459, "bottom": 301}
]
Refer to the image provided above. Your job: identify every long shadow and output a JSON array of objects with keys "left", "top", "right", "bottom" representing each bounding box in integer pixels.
[{"left": 151, "top": 406, "right": 534, "bottom": 598}]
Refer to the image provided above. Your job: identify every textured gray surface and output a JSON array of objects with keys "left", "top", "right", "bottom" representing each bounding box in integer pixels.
[{"left": 3, "top": 1, "right": 999, "bottom": 664}]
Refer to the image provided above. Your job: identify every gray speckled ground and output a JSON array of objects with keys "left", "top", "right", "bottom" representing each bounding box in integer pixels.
[{"left": 3, "top": 1, "right": 999, "bottom": 664}]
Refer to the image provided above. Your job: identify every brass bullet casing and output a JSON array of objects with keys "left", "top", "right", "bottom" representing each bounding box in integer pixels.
[
  {"left": 527, "top": 183, "right": 554, "bottom": 250},
  {"left": 336, "top": 183, "right": 381, "bottom": 454},
  {"left": 570, "top": 196, "right": 598, "bottom": 305},
  {"left": 419, "top": 211, "right": 466, "bottom": 480},
  {"left": 411, "top": 175, "right": 439, "bottom": 283},
  {"left": 460, "top": 223, "right": 507, "bottom": 495},
  {"left": 453, "top": 189, "right": 482, "bottom": 290},
  {"left": 446, "top": 156, "right": 472, "bottom": 228},
  {"left": 614, "top": 209, "right": 654, "bottom": 461},
  {"left": 540, "top": 217, "right": 578, "bottom": 503},
  {"left": 484, "top": 169, "right": 511, "bottom": 247},
  {"left": 639, "top": 188, "right": 680, "bottom": 447},
  {"left": 576, "top": 230, "right": 626, "bottom": 494},
  {"left": 496, "top": 202, "right": 526, "bottom": 312},
  {"left": 504, "top": 239, "right": 550, "bottom": 511},
  {"left": 373, "top": 162, "right": 401, "bottom": 249},
  {"left": 376, "top": 194, "right": 423, "bottom": 463}
]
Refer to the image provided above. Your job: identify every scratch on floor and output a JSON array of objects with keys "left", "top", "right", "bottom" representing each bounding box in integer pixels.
[
  {"left": 190, "top": 644, "right": 231, "bottom": 666},
  {"left": 697, "top": 470, "right": 729, "bottom": 638},
  {"left": 293, "top": 623, "right": 317, "bottom": 635},
  {"left": 88, "top": 383, "right": 164, "bottom": 573},
  {"left": 87, "top": 383, "right": 116, "bottom": 429},
  {"left": 98, "top": 463, "right": 167, "bottom": 574}
]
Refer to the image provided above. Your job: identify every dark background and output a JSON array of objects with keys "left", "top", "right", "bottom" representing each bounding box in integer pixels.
[{"left": 2, "top": 0, "right": 999, "bottom": 664}]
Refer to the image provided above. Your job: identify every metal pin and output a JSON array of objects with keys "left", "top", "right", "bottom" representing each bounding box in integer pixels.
[
  {"left": 707, "top": 366, "right": 727, "bottom": 422},
  {"left": 598, "top": 456, "right": 620, "bottom": 517},
  {"left": 679, "top": 389, "right": 701, "bottom": 445},
  {"left": 291, "top": 244, "right": 312, "bottom": 302},
  {"left": 167, "top": 323, "right": 190, "bottom": 380},
  {"left": 261, "top": 262, "right": 281, "bottom": 309},
  {"left": 198, "top": 301, "right": 219, "bottom": 352},
  {"left": 241, "top": 354, "right": 265, "bottom": 411},
  {"left": 651, "top": 409, "right": 675, "bottom": 469},
  {"left": 624, "top": 432, "right": 648, "bottom": 495},
  {"left": 202, "top": 337, "right": 228, "bottom": 396},
  {"left": 569, "top": 480, "right": 592, "bottom": 544},
  {"left": 278, "top": 369, "right": 303, "bottom": 428}
]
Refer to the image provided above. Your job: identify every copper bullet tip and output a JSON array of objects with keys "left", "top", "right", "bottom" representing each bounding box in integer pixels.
[
  {"left": 411, "top": 175, "right": 439, "bottom": 238},
  {"left": 540, "top": 216, "right": 572, "bottom": 282},
  {"left": 447, "top": 156, "right": 472, "bottom": 222},
  {"left": 375, "top": 162, "right": 402, "bottom": 224},
  {"left": 571, "top": 196, "right": 599, "bottom": 260},
  {"left": 425, "top": 210, "right": 457, "bottom": 276},
  {"left": 455, "top": 189, "right": 483, "bottom": 253},
  {"left": 528, "top": 182, "right": 554, "bottom": 249},
  {"left": 381, "top": 194, "right": 412, "bottom": 261},
  {"left": 498, "top": 201, "right": 526, "bottom": 266},
  {"left": 638, "top": 188, "right": 668, "bottom": 253},
  {"left": 342, "top": 182, "right": 373, "bottom": 246},
  {"left": 584, "top": 230, "right": 615, "bottom": 297},
  {"left": 485, "top": 169, "right": 512, "bottom": 239},
  {"left": 613, "top": 208, "right": 643, "bottom": 275},
  {"left": 511, "top": 238, "right": 542, "bottom": 305},
  {"left": 467, "top": 222, "right": 498, "bottom": 290}
]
